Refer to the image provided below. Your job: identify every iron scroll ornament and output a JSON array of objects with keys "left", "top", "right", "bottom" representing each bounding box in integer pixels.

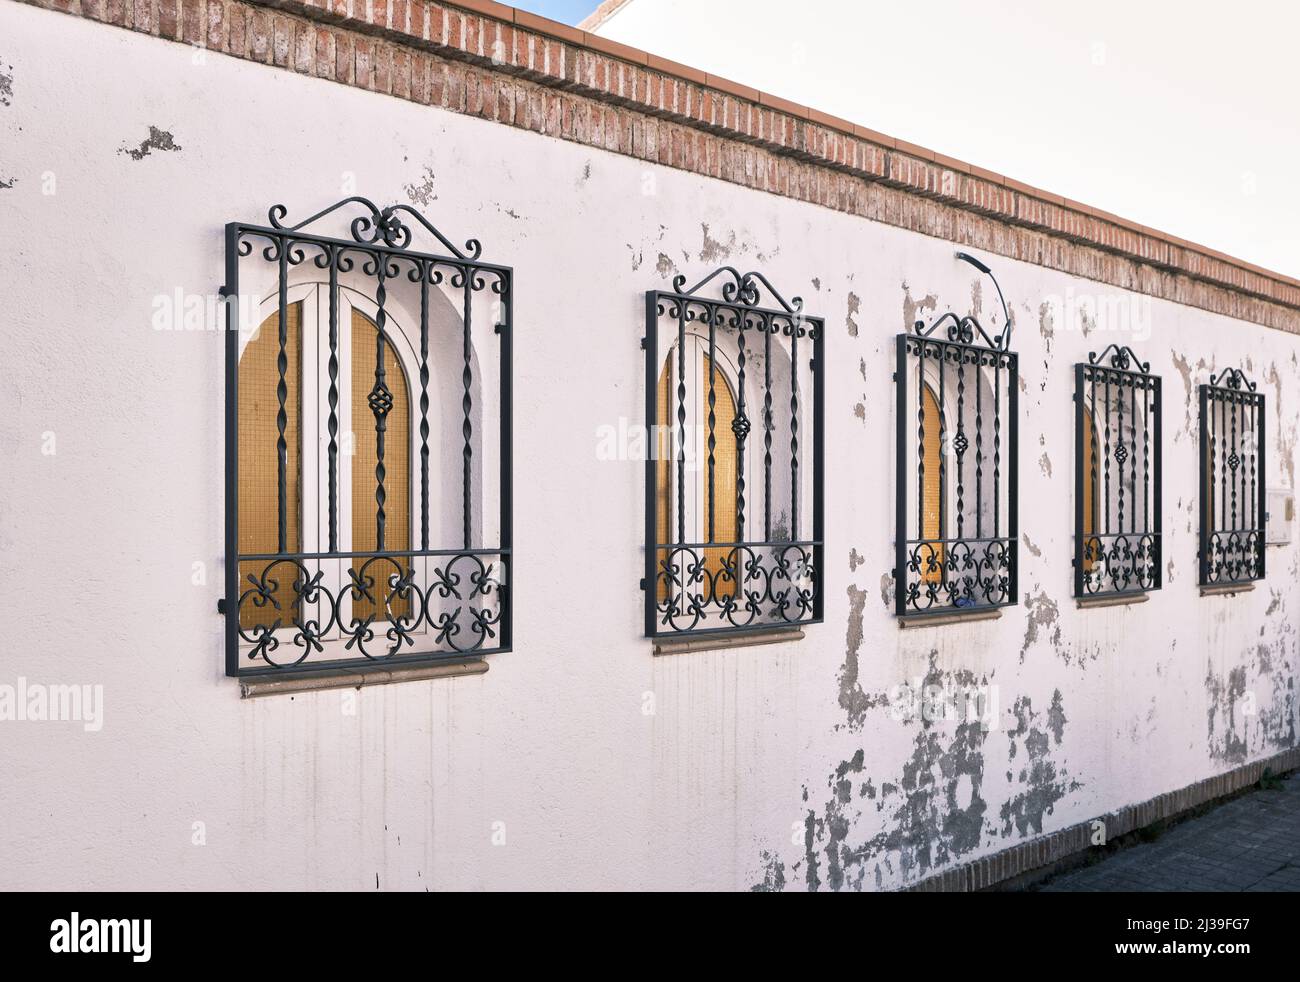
[{"left": 222, "top": 196, "right": 513, "bottom": 677}]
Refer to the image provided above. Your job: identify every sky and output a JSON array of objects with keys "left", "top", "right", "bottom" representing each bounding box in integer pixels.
[
  {"left": 511, "top": 0, "right": 602, "bottom": 24},
  {"left": 538, "top": 0, "right": 1300, "bottom": 281}
]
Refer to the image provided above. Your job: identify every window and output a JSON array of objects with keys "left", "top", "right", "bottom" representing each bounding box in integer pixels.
[
  {"left": 894, "top": 253, "right": 1018, "bottom": 617},
  {"left": 644, "top": 268, "right": 823, "bottom": 639},
  {"left": 1199, "top": 368, "right": 1265, "bottom": 586},
  {"left": 1073, "top": 345, "right": 1162, "bottom": 598},
  {"left": 222, "top": 198, "right": 512, "bottom": 677}
]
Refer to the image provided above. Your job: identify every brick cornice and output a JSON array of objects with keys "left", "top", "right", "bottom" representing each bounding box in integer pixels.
[{"left": 14, "top": 0, "right": 1300, "bottom": 332}]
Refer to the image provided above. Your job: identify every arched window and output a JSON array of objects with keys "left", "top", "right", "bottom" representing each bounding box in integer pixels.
[
  {"left": 895, "top": 253, "right": 1018, "bottom": 617},
  {"left": 655, "top": 347, "right": 739, "bottom": 603},
  {"left": 223, "top": 197, "right": 512, "bottom": 678},
  {"left": 1074, "top": 348, "right": 1162, "bottom": 597},
  {"left": 644, "top": 267, "right": 824, "bottom": 640}
]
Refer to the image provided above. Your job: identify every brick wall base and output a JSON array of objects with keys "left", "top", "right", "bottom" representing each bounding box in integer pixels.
[{"left": 907, "top": 746, "right": 1300, "bottom": 891}]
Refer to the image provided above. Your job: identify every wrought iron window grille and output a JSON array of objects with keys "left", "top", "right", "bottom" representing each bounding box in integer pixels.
[
  {"left": 1199, "top": 367, "right": 1265, "bottom": 586},
  {"left": 894, "top": 252, "right": 1019, "bottom": 617},
  {"left": 1073, "top": 344, "right": 1163, "bottom": 598},
  {"left": 643, "top": 267, "right": 824, "bottom": 639},
  {"left": 221, "top": 197, "right": 512, "bottom": 677}
]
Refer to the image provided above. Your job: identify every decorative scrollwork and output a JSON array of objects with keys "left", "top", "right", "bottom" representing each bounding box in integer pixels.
[
  {"left": 1203, "top": 531, "right": 1262, "bottom": 585},
  {"left": 900, "top": 537, "right": 1014, "bottom": 613},
  {"left": 1088, "top": 343, "right": 1150, "bottom": 373},
  {"left": 237, "top": 552, "right": 508, "bottom": 668},
  {"left": 1079, "top": 534, "right": 1160, "bottom": 595},
  {"left": 653, "top": 543, "right": 819, "bottom": 634},
  {"left": 913, "top": 252, "right": 1012, "bottom": 351},
  {"left": 1209, "top": 367, "right": 1257, "bottom": 392},
  {"left": 264, "top": 196, "right": 484, "bottom": 260},
  {"left": 670, "top": 266, "right": 805, "bottom": 314}
]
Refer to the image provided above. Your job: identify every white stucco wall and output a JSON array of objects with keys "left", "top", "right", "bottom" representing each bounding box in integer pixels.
[{"left": 0, "top": 2, "right": 1296, "bottom": 890}]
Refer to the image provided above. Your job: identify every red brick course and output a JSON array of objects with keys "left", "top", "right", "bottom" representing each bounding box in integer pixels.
[{"left": 14, "top": 0, "right": 1300, "bottom": 333}]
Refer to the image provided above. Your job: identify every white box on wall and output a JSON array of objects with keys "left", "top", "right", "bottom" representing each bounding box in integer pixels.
[{"left": 1266, "top": 488, "right": 1294, "bottom": 544}]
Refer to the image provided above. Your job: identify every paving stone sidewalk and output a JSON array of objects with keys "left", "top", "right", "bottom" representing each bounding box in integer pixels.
[{"left": 1040, "top": 771, "right": 1300, "bottom": 892}]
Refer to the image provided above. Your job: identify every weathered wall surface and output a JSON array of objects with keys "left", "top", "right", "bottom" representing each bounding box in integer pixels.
[{"left": 0, "top": 1, "right": 1296, "bottom": 890}]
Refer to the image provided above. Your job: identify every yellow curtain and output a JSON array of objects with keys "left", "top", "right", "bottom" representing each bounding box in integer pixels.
[
  {"left": 238, "top": 303, "right": 302, "bottom": 631},
  {"left": 701, "top": 354, "right": 739, "bottom": 600},
  {"left": 656, "top": 353, "right": 672, "bottom": 602},
  {"left": 654, "top": 349, "right": 740, "bottom": 603},
  {"left": 1082, "top": 413, "right": 1098, "bottom": 571},
  {"left": 921, "top": 383, "right": 944, "bottom": 583},
  {"left": 351, "top": 310, "right": 411, "bottom": 623}
]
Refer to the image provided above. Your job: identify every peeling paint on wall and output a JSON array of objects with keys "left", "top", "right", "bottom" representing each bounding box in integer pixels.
[
  {"left": 1038, "top": 300, "right": 1055, "bottom": 356},
  {"left": 404, "top": 165, "right": 437, "bottom": 206},
  {"left": 1020, "top": 591, "right": 1062, "bottom": 661},
  {"left": 118, "top": 125, "right": 181, "bottom": 160},
  {"left": 787, "top": 654, "right": 1015, "bottom": 889},
  {"left": 902, "top": 283, "right": 938, "bottom": 332},
  {"left": 846, "top": 291, "right": 860, "bottom": 337},
  {"left": 1001, "top": 692, "right": 1078, "bottom": 837},
  {"left": 838, "top": 584, "right": 887, "bottom": 731},
  {"left": 699, "top": 223, "right": 736, "bottom": 262}
]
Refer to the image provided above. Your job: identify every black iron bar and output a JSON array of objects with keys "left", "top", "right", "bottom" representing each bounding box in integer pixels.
[
  {"left": 327, "top": 250, "right": 340, "bottom": 553},
  {"left": 462, "top": 275, "right": 473, "bottom": 551}
]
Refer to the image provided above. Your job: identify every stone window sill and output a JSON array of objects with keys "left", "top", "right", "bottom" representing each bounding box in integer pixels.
[
  {"left": 1077, "top": 592, "right": 1150, "bottom": 610},
  {"left": 239, "top": 659, "right": 488, "bottom": 699},
  {"left": 1200, "top": 582, "right": 1256, "bottom": 598},
  {"left": 897, "top": 608, "right": 1003, "bottom": 629},
  {"left": 653, "top": 627, "right": 805, "bottom": 657}
]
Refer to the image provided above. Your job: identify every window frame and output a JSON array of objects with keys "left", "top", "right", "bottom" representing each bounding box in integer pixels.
[
  {"left": 642, "top": 267, "right": 824, "bottom": 641},
  {"left": 893, "top": 252, "right": 1019, "bottom": 619},
  {"left": 221, "top": 197, "right": 513, "bottom": 678},
  {"left": 1198, "top": 368, "right": 1266, "bottom": 587},
  {"left": 1072, "top": 345, "right": 1163, "bottom": 599}
]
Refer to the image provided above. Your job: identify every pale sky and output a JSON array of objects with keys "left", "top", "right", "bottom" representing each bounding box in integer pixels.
[{"left": 590, "top": 0, "right": 1300, "bottom": 279}]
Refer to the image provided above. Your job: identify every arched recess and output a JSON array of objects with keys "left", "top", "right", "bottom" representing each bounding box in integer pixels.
[
  {"left": 236, "top": 265, "right": 488, "bottom": 634},
  {"left": 656, "top": 344, "right": 741, "bottom": 603}
]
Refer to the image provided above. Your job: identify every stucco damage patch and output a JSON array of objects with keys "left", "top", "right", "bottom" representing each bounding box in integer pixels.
[
  {"left": 1001, "top": 691, "right": 1079, "bottom": 837},
  {"left": 902, "top": 283, "right": 938, "bottom": 332},
  {"left": 699, "top": 223, "right": 737, "bottom": 263},
  {"left": 846, "top": 291, "right": 861, "bottom": 337},
  {"left": 765, "top": 653, "right": 1081, "bottom": 890},
  {"left": 1206, "top": 630, "right": 1297, "bottom": 766},
  {"left": 1264, "top": 363, "right": 1296, "bottom": 488},
  {"left": 1020, "top": 590, "right": 1061, "bottom": 661},
  {"left": 404, "top": 165, "right": 438, "bottom": 206},
  {"left": 809, "top": 656, "right": 995, "bottom": 889},
  {"left": 1038, "top": 300, "right": 1055, "bottom": 356},
  {"left": 838, "top": 584, "right": 888, "bottom": 731},
  {"left": 0, "top": 60, "right": 12, "bottom": 107},
  {"left": 1170, "top": 350, "right": 1212, "bottom": 440},
  {"left": 118, "top": 125, "right": 181, "bottom": 161}
]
